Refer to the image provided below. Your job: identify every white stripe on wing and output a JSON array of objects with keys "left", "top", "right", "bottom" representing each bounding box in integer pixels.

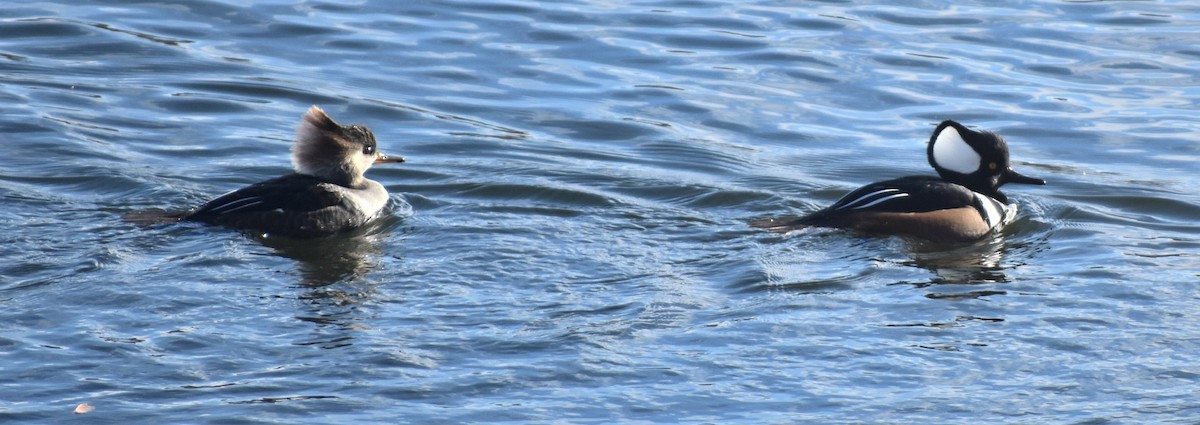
[
  {"left": 850, "top": 193, "right": 910, "bottom": 210},
  {"left": 835, "top": 188, "right": 903, "bottom": 210},
  {"left": 208, "top": 197, "right": 264, "bottom": 215}
]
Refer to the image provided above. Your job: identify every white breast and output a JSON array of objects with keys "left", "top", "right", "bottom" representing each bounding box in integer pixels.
[
  {"left": 972, "top": 192, "right": 1016, "bottom": 230},
  {"left": 330, "top": 179, "right": 391, "bottom": 220}
]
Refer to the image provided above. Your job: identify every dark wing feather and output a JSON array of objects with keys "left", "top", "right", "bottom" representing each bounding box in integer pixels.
[
  {"left": 751, "top": 176, "right": 976, "bottom": 232},
  {"left": 184, "top": 174, "right": 360, "bottom": 238},
  {"left": 823, "top": 176, "right": 974, "bottom": 214}
]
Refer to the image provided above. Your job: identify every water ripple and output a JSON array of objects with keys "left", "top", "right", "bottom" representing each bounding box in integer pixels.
[{"left": 2, "top": 0, "right": 1199, "bottom": 423}]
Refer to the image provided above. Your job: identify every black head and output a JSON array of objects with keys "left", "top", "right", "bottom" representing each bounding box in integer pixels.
[{"left": 926, "top": 120, "right": 1045, "bottom": 201}]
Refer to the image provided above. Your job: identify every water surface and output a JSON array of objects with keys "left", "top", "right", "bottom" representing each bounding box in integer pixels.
[{"left": 2, "top": 1, "right": 1199, "bottom": 423}]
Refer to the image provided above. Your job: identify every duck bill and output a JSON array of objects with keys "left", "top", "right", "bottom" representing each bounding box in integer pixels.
[
  {"left": 375, "top": 154, "right": 405, "bottom": 164},
  {"left": 1004, "top": 168, "right": 1045, "bottom": 185}
]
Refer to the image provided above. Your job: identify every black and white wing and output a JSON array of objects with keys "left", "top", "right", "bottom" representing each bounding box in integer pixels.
[
  {"left": 822, "top": 176, "right": 974, "bottom": 214},
  {"left": 750, "top": 176, "right": 978, "bottom": 232}
]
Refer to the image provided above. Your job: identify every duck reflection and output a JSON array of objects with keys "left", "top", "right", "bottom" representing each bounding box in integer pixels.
[
  {"left": 257, "top": 215, "right": 400, "bottom": 290},
  {"left": 256, "top": 217, "right": 403, "bottom": 349},
  {"left": 902, "top": 233, "right": 1011, "bottom": 286}
]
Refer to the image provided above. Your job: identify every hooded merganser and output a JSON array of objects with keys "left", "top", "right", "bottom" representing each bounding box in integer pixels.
[
  {"left": 165, "top": 106, "right": 404, "bottom": 238},
  {"left": 752, "top": 120, "right": 1045, "bottom": 242}
]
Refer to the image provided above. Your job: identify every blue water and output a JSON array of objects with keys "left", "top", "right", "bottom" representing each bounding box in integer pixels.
[{"left": 2, "top": 1, "right": 1199, "bottom": 423}]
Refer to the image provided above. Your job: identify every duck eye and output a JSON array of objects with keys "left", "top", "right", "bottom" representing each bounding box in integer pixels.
[
  {"left": 362, "top": 145, "right": 375, "bottom": 155},
  {"left": 988, "top": 162, "right": 997, "bottom": 170}
]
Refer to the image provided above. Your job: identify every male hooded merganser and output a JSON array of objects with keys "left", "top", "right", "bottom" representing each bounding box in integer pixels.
[
  {"left": 752, "top": 120, "right": 1045, "bottom": 243},
  {"left": 158, "top": 106, "right": 404, "bottom": 238}
]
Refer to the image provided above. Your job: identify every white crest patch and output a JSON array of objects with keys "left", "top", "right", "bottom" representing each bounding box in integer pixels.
[{"left": 932, "top": 126, "right": 981, "bottom": 174}]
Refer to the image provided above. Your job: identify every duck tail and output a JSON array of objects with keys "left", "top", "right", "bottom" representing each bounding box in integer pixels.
[
  {"left": 748, "top": 216, "right": 813, "bottom": 233},
  {"left": 122, "top": 208, "right": 190, "bottom": 226}
]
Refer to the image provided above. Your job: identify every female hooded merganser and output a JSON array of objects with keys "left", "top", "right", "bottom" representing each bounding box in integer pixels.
[
  {"left": 134, "top": 106, "right": 405, "bottom": 238},
  {"left": 752, "top": 120, "right": 1045, "bottom": 243}
]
